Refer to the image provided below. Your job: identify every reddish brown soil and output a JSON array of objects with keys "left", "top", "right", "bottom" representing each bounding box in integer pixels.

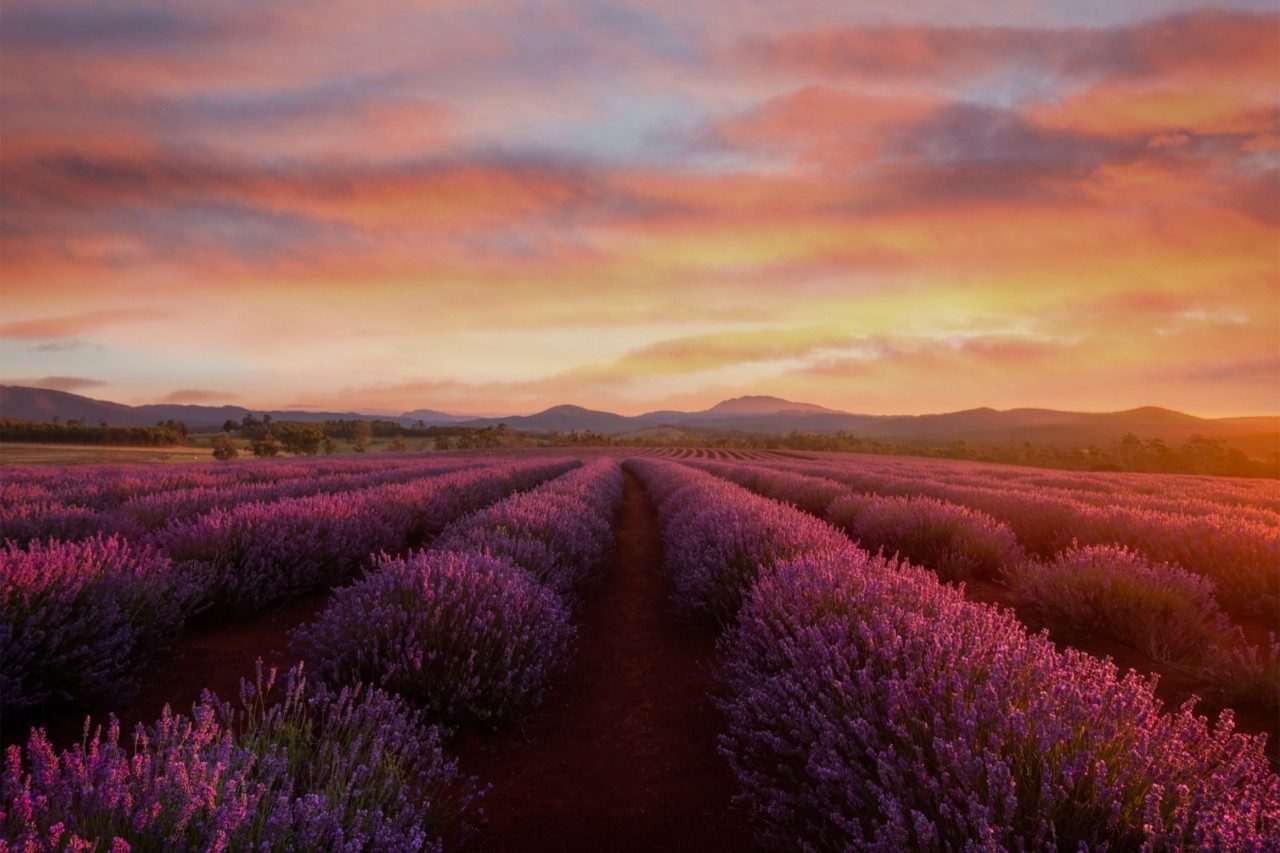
[
  {"left": 2, "top": 591, "right": 328, "bottom": 750},
  {"left": 451, "top": 470, "right": 755, "bottom": 852}
]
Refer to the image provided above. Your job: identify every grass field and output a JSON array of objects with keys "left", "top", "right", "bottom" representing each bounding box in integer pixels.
[
  {"left": 0, "top": 436, "right": 450, "bottom": 465},
  {"left": 0, "top": 443, "right": 217, "bottom": 465}
]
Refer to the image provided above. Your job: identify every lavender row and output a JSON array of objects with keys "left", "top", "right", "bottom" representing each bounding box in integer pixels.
[
  {"left": 787, "top": 451, "right": 1280, "bottom": 514},
  {"left": 794, "top": 455, "right": 1280, "bottom": 526},
  {"left": 0, "top": 453, "right": 453, "bottom": 509},
  {"left": 0, "top": 459, "right": 577, "bottom": 713},
  {"left": 149, "top": 458, "right": 578, "bottom": 615},
  {"left": 683, "top": 459, "right": 1023, "bottom": 584},
  {"left": 3, "top": 662, "right": 479, "bottom": 851},
  {"left": 294, "top": 460, "right": 624, "bottom": 724},
  {"left": 756, "top": 457, "right": 1279, "bottom": 616},
  {"left": 433, "top": 458, "right": 624, "bottom": 602},
  {"left": 689, "top": 459, "right": 1273, "bottom": 682},
  {"left": 627, "top": 459, "right": 1279, "bottom": 848},
  {"left": 0, "top": 456, "right": 486, "bottom": 545}
]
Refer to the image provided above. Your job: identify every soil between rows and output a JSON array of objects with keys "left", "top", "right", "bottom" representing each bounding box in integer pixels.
[
  {"left": 450, "top": 469, "right": 755, "bottom": 851},
  {"left": 1, "top": 591, "right": 327, "bottom": 750}
]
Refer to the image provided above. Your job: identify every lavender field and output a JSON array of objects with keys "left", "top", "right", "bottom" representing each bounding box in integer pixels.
[{"left": 1, "top": 448, "right": 1276, "bottom": 850}]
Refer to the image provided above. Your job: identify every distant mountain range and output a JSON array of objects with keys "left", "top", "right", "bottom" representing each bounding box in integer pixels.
[{"left": 2, "top": 385, "right": 1276, "bottom": 455}]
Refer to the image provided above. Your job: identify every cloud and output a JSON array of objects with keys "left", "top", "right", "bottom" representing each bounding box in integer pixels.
[
  {"left": 0, "top": 309, "right": 168, "bottom": 338},
  {"left": 29, "top": 339, "right": 103, "bottom": 352},
  {"left": 9, "top": 375, "right": 109, "bottom": 392},
  {"left": 1168, "top": 356, "right": 1280, "bottom": 384},
  {"left": 0, "top": 3, "right": 1274, "bottom": 417},
  {"left": 732, "top": 12, "right": 1279, "bottom": 87}
]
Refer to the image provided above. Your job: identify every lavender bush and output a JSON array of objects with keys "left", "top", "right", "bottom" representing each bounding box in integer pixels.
[
  {"left": 1005, "top": 544, "right": 1236, "bottom": 666},
  {"left": 1202, "top": 634, "right": 1280, "bottom": 714},
  {"left": 0, "top": 536, "right": 200, "bottom": 711},
  {"left": 433, "top": 459, "right": 622, "bottom": 601},
  {"left": 630, "top": 458, "right": 1279, "bottom": 849},
  {"left": 768, "top": 457, "right": 1280, "bottom": 616},
  {"left": 147, "top": 458, "right": 576, "bottom": 615},
  {"left": 1, "top": 662, "right": 478, "bottom": 851},
  {"left": 627, "top": 459, "right": 849, "bottom": 626},
  {"left": 827, "top": 491, "right": 1023, "bottom": 582},
  {"left": 720, "top": 552, "right": 1279, "bottom": 849},
  {"left": 293, "top": 550, "right": 574, "bottom": 724}
]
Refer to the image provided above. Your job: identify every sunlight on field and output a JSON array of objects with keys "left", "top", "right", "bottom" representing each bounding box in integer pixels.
[{"left": 0, "top": 443, "right": 215, "bottom": 466}]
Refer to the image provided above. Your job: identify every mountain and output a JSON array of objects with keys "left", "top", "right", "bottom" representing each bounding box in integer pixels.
[
  {"left": 455, "top": 404, "right": 642, "bottom": 434},
  {"left": 0, "top": 386, "right": 139, "bottom": 426},
  {"left": 2, "top": 385, "right": 1275, "bottom": 455},
  {"left": 694, "top": 395, "right": 844, "bottom": 418},
  {"left": 0, "top": 386, "right": 420, "bottom": 430},
  {"left": 400, "top": 408, "right": 474, "bottom": 425}
]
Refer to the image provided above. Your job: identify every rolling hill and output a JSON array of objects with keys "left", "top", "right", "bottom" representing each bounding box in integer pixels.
[{"left": 2, "top": 385, "right": 1275, "bottom": 455}]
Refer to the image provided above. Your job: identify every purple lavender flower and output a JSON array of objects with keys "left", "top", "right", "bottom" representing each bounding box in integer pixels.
[
  {"left": 293, "top": 550, "right": 575, "bottom": 724},
  {"left": 1, "top": 536, "right": 198, "bottom": 711}
]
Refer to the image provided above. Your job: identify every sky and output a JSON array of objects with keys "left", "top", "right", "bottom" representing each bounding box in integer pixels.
[{"left": 1, "top": 1, "right": 1277, "bottom": 417}]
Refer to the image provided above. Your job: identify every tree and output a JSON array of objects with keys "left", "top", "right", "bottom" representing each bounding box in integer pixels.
[
  {"left": 276, "top": 423, "right": 323, "bottom": 455},
  {"left": 323, "top": 437, "right": 338, "bottom": 455},
  {"left": 250, "top": 434, "right": 282, "bottom": 458},
  {"left": 390, "top": 435, "right": 407, "bottom": 452},
  {"left": 352, "top": 420, "right": 373, "bottom": 453},
  {"left": 211, "top": 433, "right": 239, "bottom": 461},
  {"left": 222, "top": 418, "right": 239, "bottom": 434},
  {"left": 1118, "top": 433, "right": 1144, "bottom": 471}
]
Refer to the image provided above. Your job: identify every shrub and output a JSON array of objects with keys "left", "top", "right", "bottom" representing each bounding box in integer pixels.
[
  {"left": 433, "top": 459, "right": 622, "bottom": 602},
  {"left": 719, "top": 552, "right": 1279, "bottom": 849},
  {"left": 826, "top": 492, "right": 1023, "bottom": 582},
  {"left": 1, "top": 662, "right": 478, "bottom": 851},
  {"left": 1005, "top": 544, "right": 1234, "bottom": 666},
  {"left": 0, "top": 536, "right": 198, "bottom": 711},
  {"left": 149, "top": 493, "right": 397, "bottom": 614},
  {"left": 211, "top": 433, "right": 239, "bottom": 461},
  {"left": 1201, "top": 634, "right": 1280, "bottom": 714},
  {"left": 629, "top": 459, "right": 849, "bottom": 626},
  {"left": 293, "top": 551, "right": 574, "bottom": 724}
]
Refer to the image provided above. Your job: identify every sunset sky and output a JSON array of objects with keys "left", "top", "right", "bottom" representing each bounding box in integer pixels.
[{"left": 1, "top": 1, "right": 1277, "bottom": 417}]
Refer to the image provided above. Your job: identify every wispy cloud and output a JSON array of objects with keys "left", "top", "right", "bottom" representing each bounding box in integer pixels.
[{"left": 8, "top": 375, "right": 109, "bottom": 392}]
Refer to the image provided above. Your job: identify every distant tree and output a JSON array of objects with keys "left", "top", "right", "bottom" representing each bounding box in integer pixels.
[
  {"left": 1118, "top": 433, "right": 1144, "bottom": 471},
  {"left": 262, "top": 413, "right": 272, "bottom": 425},
  {"left": 1181, "top": 434, "right": 1225, "bottom": 475},
  {"left": 241, "top": 413, "right": 259, "bottom": 431},
  {"left": 211, "top": 433, "right": 239, "bottom": 461},
  {"left": 389, "top": 435, "right": 408, "bottom": 452},
  {"left": 250, "top": 434, "right": 282, "bottom": 458},
  {"left": 323, "top": 437, "right": 338, "bottom": 455},
  {"left": 414, "top": 419, "right": 427, "bottom": 429},
  {"left": 222, "top": 418, "right": 239, "bottom": 434},
  {"left": 352, "top": 420, "right": 373, "bottom": 453},
  {"left": 276, "top": 423, "right": 323, "bottom": 455}
]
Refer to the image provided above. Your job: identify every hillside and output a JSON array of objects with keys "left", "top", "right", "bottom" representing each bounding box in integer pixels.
[{"left": 2, "top": 385, "right": 1275, "bottom": 455}]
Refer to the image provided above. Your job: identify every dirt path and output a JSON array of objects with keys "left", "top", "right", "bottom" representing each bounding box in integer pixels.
[
  {"left": 2, "top": 591, "right": 327, "bottom": 749},
  {"left": 453, "top": 470, "right": 755, "bottom": 852}
]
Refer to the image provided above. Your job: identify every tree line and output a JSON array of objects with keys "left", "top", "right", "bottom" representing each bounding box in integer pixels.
[{"left": 0, "top": 418, "right": 189, "bottom": 447}]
